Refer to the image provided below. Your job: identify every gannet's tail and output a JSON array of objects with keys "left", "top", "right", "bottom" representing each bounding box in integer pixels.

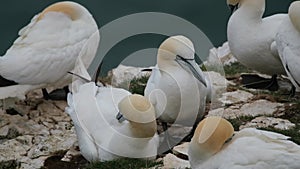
[{"left": 0, "top": 75, "right": 18, "bottom": 87}]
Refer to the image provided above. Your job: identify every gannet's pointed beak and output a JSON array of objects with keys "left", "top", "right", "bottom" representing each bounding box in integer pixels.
[
  {"left": 229, "top": 4, "right": 239, "bottom": 14},
  {"left": 175, "top": 55, "right": 207, "bottom": 87},
  {"left": 116, "top": 111, "right": 126, "bottom": 123}
]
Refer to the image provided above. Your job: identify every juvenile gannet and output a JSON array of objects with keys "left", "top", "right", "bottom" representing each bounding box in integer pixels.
[
  {"left": 276, "top": 1, "right": 300, "bottom": 93},
  {"left": 227, "top": 0, "right": 286, "bottom": 76},
  {"left": 66, "top": 82, "right": 159, "bottom": 161},
  {"left": 144, "top": 35, "right": 208, "bottom": 126},
  {"left": 0, "top": 1, "right": 99, "bottom": 99},
  {"left": 188, "top": 116, "right": 300, "bottom": 169}
]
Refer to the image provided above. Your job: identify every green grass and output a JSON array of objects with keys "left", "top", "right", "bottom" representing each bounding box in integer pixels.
[
  {"left": 128, "top": 75, "right": 150, "bottom": 95},
  {"left": 85, "top": 158, "right": 162, "bottom": 169},
  {"left": 227, "top": 116, "right": 256, "bottom": 131},
  {"left": 224, "top": 62, "right": 251, "bottom": 76}
]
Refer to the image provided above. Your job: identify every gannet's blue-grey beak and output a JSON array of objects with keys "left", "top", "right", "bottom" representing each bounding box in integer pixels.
[
  {"left": 175, "top": 55, "right": 207, "bottom": 87},
  {"left": 116, "top": 111, "right": 126, "bottom": 123}
]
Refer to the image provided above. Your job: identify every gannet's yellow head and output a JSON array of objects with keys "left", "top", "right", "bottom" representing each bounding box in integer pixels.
[
  {"left": 227, "top": 0, "right": 240, "bottom": 6},
  {"left": 192, "top": 116, "right": 234, "bottom": 155},
  {"left": 118, "top": 94, "right": 155, "bottom": 124},
  {"left": 118, "top": 94, "right": 157, "bottom": 138},
  {"left": 289, "top": 1, "right": 300, "bottom": 32},
  {"left": 38, "top": 1, "right": 89, "bottom": 21},
  {"left": 158, "top": 35, "right": 195, "bottom": 62}
]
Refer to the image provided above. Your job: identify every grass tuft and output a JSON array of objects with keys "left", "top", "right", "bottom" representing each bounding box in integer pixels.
[
  {"left": 129, "top": 75, "right": 150, "bottom": 95},
  {"left": 85, "top": 158, "right": 162, "bottom": 169}
]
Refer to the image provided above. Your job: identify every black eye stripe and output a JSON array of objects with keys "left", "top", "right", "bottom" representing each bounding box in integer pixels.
[{"left": 176, "top": 55, "right": 194, "bottom": 61}]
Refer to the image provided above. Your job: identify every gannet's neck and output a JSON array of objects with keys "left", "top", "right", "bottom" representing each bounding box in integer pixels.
[
  {"left": 189, "top": 140, "right": 215, "bottom": 164},
  {"left": 237, "top": 0, "right": 265, "bottom": 20},
  {"left": 289, "top": 1, "right": 300, "bottom": 32},
  {"left": 129, "top": 121, "right": 157, "bottom": 138}
]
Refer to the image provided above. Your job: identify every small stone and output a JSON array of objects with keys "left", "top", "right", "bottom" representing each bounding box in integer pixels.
[
  {"left": 219, "top": 90, "right": 253, "bottom": 106},
  {"left": 240, "top": 100, "right": 284, "bottom": 117},
  {"left": 240, "top": 116, "right": 296, "bottom": 130},
  {"left": 163, "top": 153, "right": 190, "bottom": 169},
  {"left": 0, "top": 126, "right": 9, "bottom": 138},
  {"left": 172, "top": 142, "right": 189, "bottom": 156}
]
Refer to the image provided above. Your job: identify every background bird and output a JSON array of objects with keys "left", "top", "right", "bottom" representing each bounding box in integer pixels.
[
  {"left": 0, "top": 1, "right": 99, "bottom": 100},
  {"left": 276, "top": 1, "right": 300, "bottom": 95},
  {"left": 227, "top": 0, "right": 286, "bottom": 90}
]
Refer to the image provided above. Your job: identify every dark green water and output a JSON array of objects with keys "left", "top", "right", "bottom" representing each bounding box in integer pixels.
[{"left": 0, "top": 0, "right": 295, "bottom": 73}]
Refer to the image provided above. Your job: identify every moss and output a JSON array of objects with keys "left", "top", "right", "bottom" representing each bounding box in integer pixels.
[
  {"left": 128, "top": 75, "right": 150, "bottom": 95},
  {"left": 85, "top": 158, "right": 162, "bottom": 169},
  {"left": 227, "top": 116, "right": 256, "bottom": 131},
  {"left": 224, "top": 62, "right": 251, "bottom": 76}
]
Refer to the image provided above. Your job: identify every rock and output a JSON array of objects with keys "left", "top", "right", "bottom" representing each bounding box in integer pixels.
[
  {"left": 204, "top": 42, "right": 237, "bottom": 67},
  {"left": 163, "top": 153, "right": 190, "bottom": 169},
  {"left": 27, "top": 129, "right": 76, "bottom": 159},
  {"left": 19, "top": 156, "right": 48, "bottom": 169},
  {"left": 0, "top": 139, "right": 27, "bottom": 161},
  {"left": 239, "top": 100, "right": 284, "bottom": 117},
  {"left": 240, "top": 116, "right": 296, "bottom": 130},
  {"left": 61, "top": 143, "right": 81, "bottom": 162},
  {"left": 0, "top": 126, "right": 9, "bottom": 138},
  {"left": 108, "top": 64, "right": 152, "bottom": 88},
  {"left": 207, "top": 100, "right": 284, "bottom": 119},
  {"left": 38, "top": 101, "right": 64, "bottom": 116},
  {"left": 167, "top": 124, "right": 192, "bottom": 140},
  {"left": 219, "top": 90, "right": 253, "bottom": 106},
  {"left": 172, "top": 142, "right": 189, "bottom": 156},
  {"left": 204, "top": 71, "right": 234, "bottom": 108}
]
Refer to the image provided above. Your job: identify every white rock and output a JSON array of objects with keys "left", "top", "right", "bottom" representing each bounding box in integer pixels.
[
  {"left": 207, "top": 100, "right": 284, "bottom": 119},
  {"left": 207, "top": 107, "right": 241, "bottom": 119},
  {"left": 163, "top": 153, "right": 190, "bottom": 169},
  {"left": 240, "top": 100, "right": 284, "bottom": 117},
  {"left": 27, "top": 129, "right": 76, "bottom": 159},
  {"left": 19, "top": 156, "right": 48, "bottom": 169},
  {"left": 219, "top": 90, "right": 253, "bottom": 106},
  {"left": 240, "top": 116, "right": 296, "bottom": 130},
  {"left": 108, "top": 64, "right": 152, "bottom": 88},
  {"left": 204, "top": 42, "right": 237, "bottom": 67},
  {"left": 61, "top": 143, "right": 81, "bottom": 162},
  {"left": 0, "top": 126, "right": 9, "bottom": 138},
  {"left": 173, "top": 142, "right": 189, "bottom": 156},
  {"left": 0, "top": 139, "right": 27, "bottom": 161},
  {"left": 204, "top": 71, "right": 234, "bottom": 108}
]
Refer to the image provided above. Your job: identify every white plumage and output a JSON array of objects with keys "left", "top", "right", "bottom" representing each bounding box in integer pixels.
[
  {"left": 188, "top": 116, "right": 300, "bottom": 169},
  {"left": 276, "top": 1, "right": 300, "bottom": 92},
  {"left": 0, "top": 1, "right": 99, "bottom": 99},
  {"left": 66, "top": 82, "right": 159, "bottom": 162},
  {"left": 227, "top": 0, "right": 286, "bottom": 75},
  {"left": 144, "top": 35, "right": 208, "bottom": 126}
]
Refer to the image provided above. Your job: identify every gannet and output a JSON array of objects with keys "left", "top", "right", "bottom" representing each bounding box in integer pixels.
[
  {"left": 66, "top": 81, "right": 159, "bottom": 161},
  {"left": 144, "top": 35, "right": 208, "bottom": 126},
  {"left": 188, "top": 116, "right": 300, "bottom": 169},
  {"left": 227, "top": 0, "right": 286, "bottom": 76},
  {"left": 276, "top": 1, "right": 300, "bottom": 93},
  {"left": 0, "top": 1, "right": 99, "bottom": 99}
]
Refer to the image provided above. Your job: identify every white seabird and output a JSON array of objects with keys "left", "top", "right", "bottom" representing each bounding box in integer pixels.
[
  {"left": 144, "top": 35, "right": 208, "bottom": 127},
  {"left": 188, "top": 116, "right": 300, "bottom": 169},
  {"left": 276, "top": 1, "right": 300, "bottom": 92},
  {"left": 66, "top": 81, "right": 159, "bottom": 162},
  {"left": 227, "top": 0, "right": 286, "bottom": 75},
  {"left": 0, "top": 1, "right": 99, "bottom": 99}
]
